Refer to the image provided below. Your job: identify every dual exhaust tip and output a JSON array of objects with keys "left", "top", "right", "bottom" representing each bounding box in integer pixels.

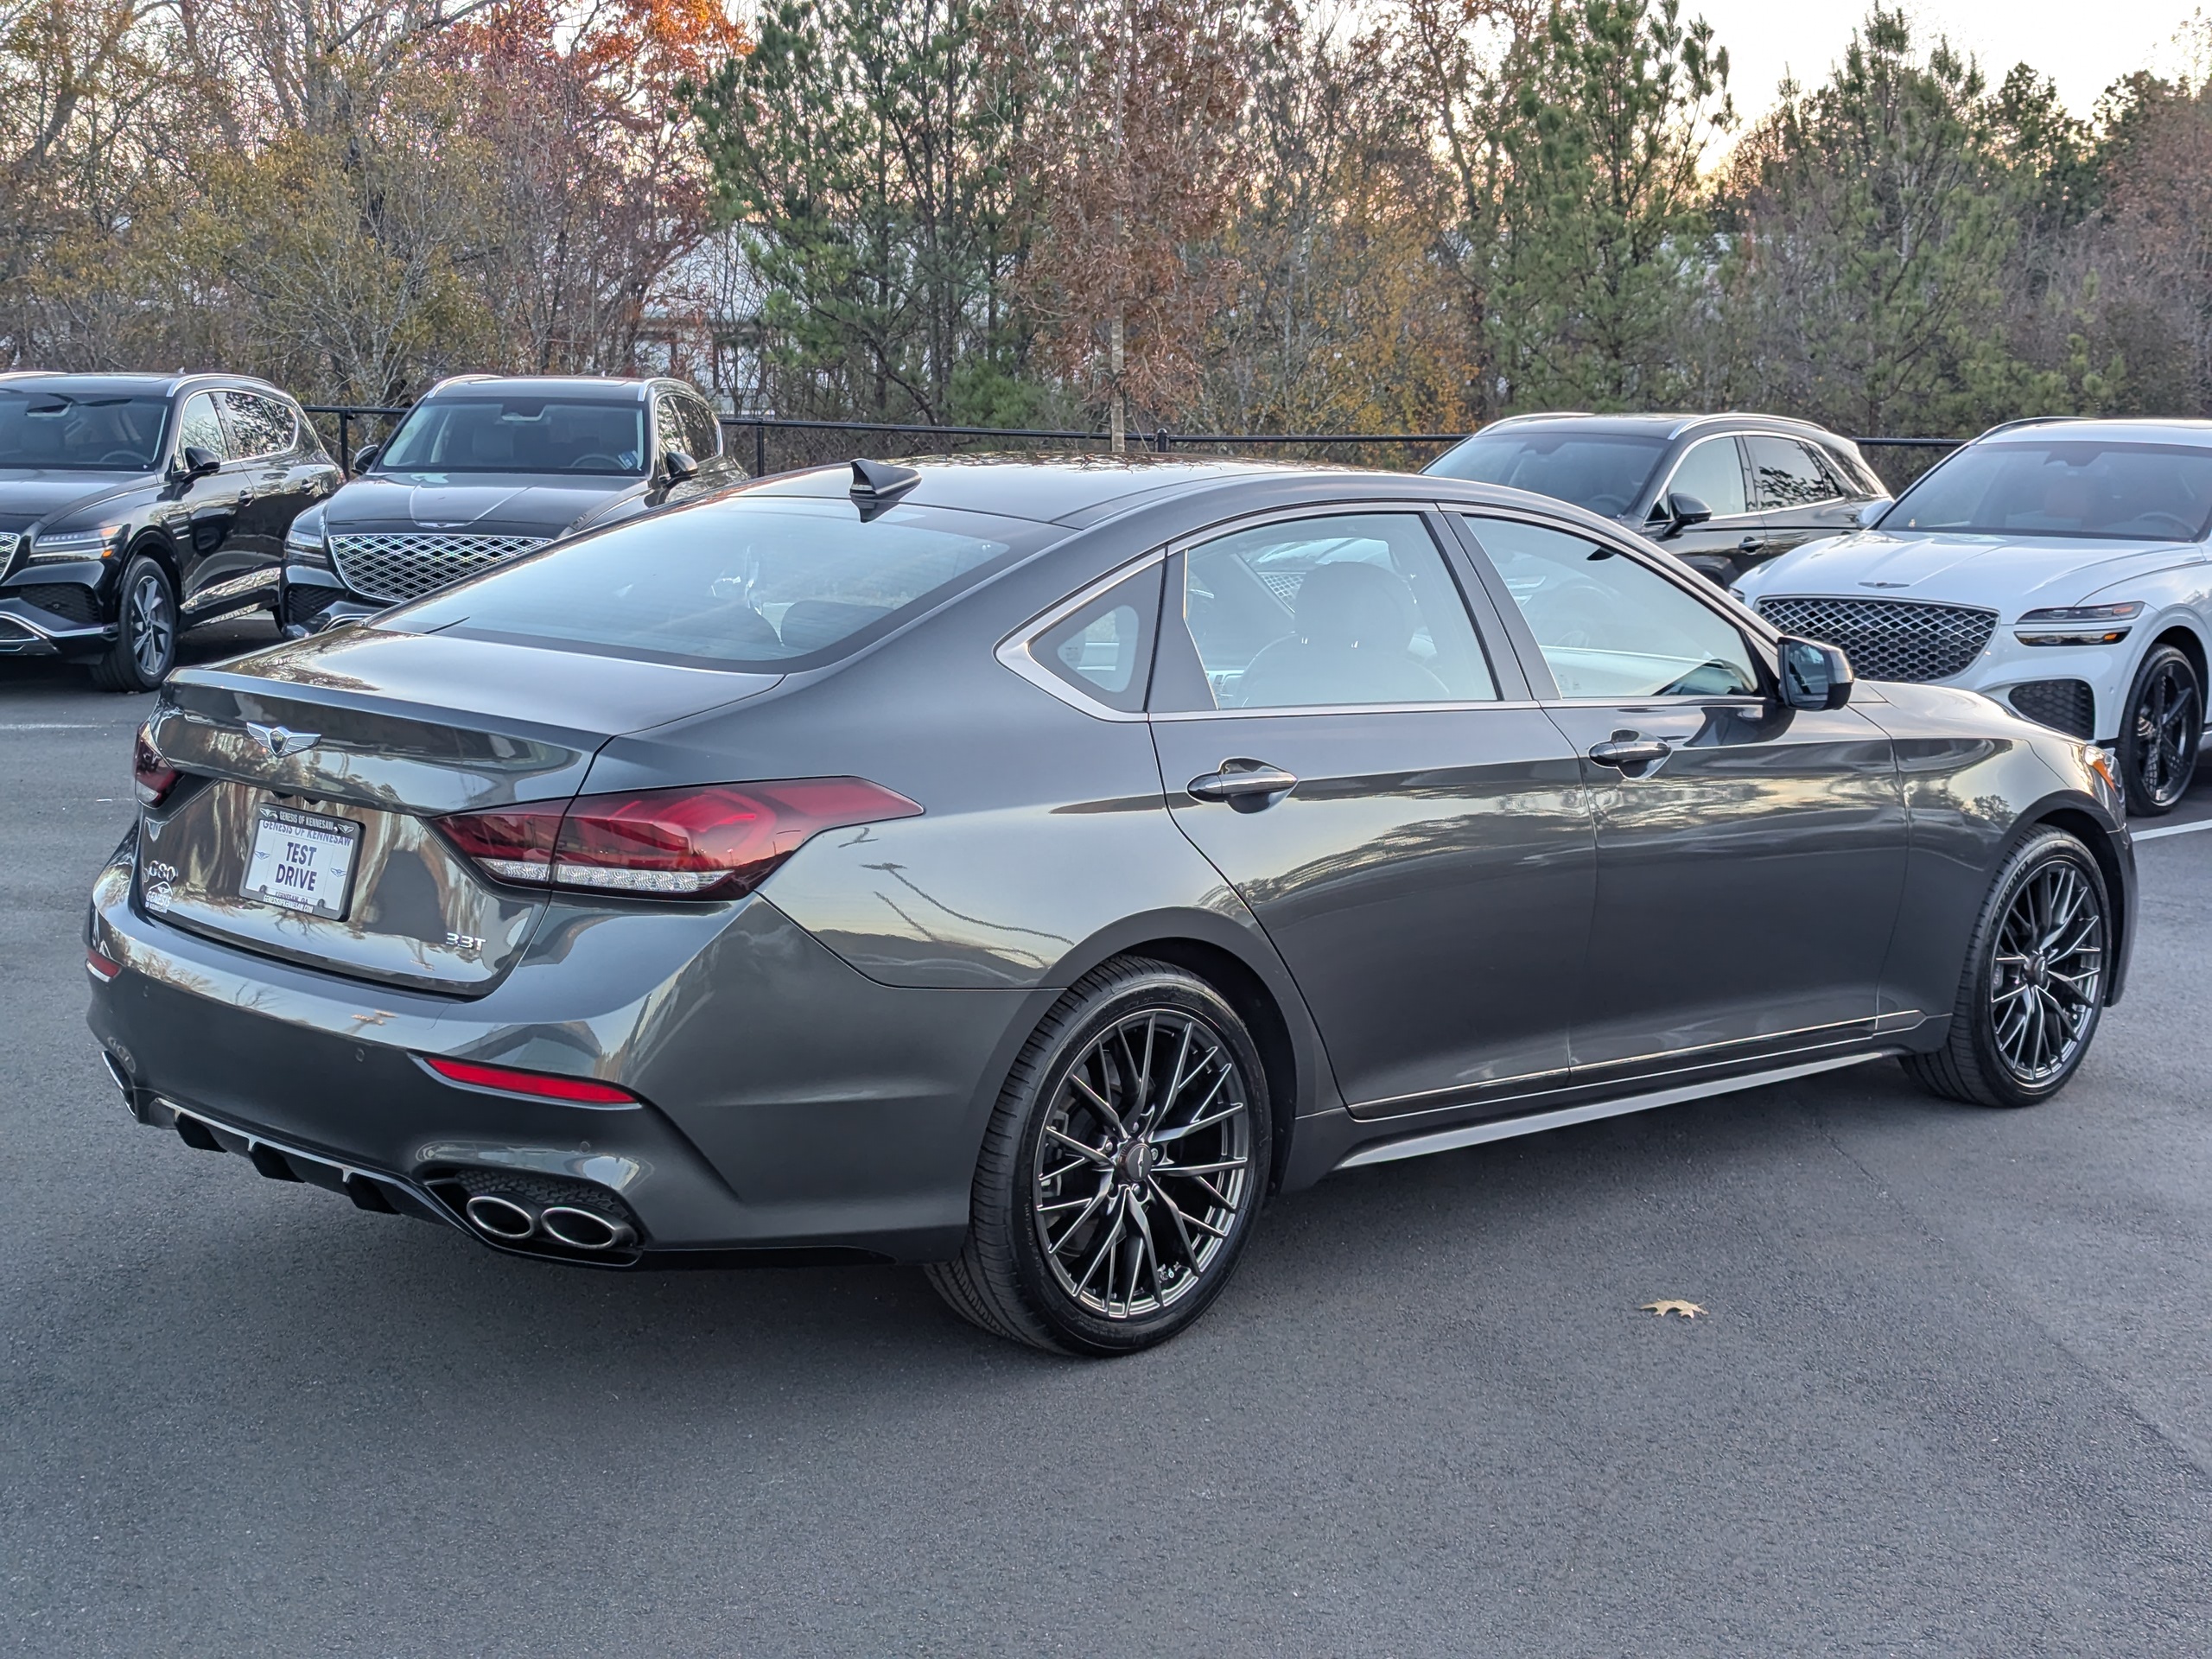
[{"left": 462, "top": 1192, "right": 636, "bottom": 1253}]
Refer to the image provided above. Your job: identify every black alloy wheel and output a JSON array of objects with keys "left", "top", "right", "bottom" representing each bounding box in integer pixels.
[
  {"left": 1904, "top": 828, "right": 2110, "bottom": 1109},
  {"left": 928, "top": 958, "right": 1271, "bottom": 1355},
  {"left": 89, "top": 553, "right": 178, "bottom": 692},
  {"left": 2117, "top": 643, "right": 2202, "bottom": 816}
]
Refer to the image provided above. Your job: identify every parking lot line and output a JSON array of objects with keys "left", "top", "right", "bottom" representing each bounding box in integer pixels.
[{"left": 2133, "top": 817, "right": 2212, "bottom": 841}]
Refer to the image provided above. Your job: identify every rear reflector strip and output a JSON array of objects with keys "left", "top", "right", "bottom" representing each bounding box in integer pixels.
[
  {"left": 419, "top": 1055, "right": 639, "bottom": 1106},
  {"left": 86, "top": 946, "right": 122, "bottom": 982}
]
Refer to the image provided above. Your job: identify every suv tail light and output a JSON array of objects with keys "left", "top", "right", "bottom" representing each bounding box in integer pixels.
[
  {"left": 133, "top": 723, "right": 178, "bottom": 807},
  {"left": 434, "top": 778, "right": 921, "bottom": 899}
]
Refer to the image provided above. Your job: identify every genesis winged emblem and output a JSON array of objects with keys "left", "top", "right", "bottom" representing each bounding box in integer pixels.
[{"left": 245, "top": 721, "right": 320, "bottom": 759}]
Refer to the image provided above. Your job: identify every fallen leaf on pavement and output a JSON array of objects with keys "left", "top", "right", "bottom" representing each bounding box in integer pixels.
[{"left": 1641, "top": 1300, "right": 1707, "bottom": 1319}]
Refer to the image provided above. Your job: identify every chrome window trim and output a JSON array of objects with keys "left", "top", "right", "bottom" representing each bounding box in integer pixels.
[
  {"left": 994, "top": 549, "right": 1166, "bottom": 722},
  {"left": 1152, "top": 698, "right": 1543, "bottom": 721}
]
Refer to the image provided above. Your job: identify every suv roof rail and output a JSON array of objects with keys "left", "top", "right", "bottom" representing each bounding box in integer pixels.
[{"left": 1975, "top": 415, "right": 2091, "bottom": 440}]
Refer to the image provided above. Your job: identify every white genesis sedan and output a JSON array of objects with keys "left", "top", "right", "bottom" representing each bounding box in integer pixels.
[{"left": 1734, "top": 418, "right": 2212, "bottom": 814}]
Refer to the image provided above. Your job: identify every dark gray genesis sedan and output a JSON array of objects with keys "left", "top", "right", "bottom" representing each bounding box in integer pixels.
[{"left": 88, "top": 457, "right": 2135, "bottom": 1353}]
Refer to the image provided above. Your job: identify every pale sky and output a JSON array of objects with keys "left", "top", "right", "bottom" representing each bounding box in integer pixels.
[{"left": 1695, "top": 0, "right": 2203, "bottom": 118}]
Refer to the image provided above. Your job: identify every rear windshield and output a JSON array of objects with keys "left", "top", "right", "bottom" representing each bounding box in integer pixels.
[
  {"left": 1884, "top": 440, "right": 2212, "bottom": 541},
  {"left": 377, "top": 396, "right": 647, "bottom": 476},
  {"left": 387, "top": 494, "right": 1044, "bottom": 669},
  {"left": 0, "top": 391, "right": 168, "bottom": 471},
  {"left": 1427, "top": 430, "right": 1668, "bottom": 516}
]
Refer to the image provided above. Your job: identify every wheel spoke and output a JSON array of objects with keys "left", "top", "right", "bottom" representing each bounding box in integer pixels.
[{"left": 1044, "top": 1125, "right": 1111, "bottom": 1166}]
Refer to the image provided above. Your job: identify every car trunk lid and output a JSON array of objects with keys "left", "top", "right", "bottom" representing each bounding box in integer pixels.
[{"left": 138, "top": 626, "right": 779, "bottom": 991}]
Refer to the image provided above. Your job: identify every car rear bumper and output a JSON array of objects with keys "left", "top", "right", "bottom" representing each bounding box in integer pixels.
[{"left": 86, "top": 834, "right": 1046, "bottom": 1266}]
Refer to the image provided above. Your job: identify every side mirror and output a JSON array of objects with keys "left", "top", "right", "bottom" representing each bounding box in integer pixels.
[
  {"left": 662, "top": 448, "right": 698, "bottom": 483},
  {"left": 1855, "top": 498, "right": 1891, "bottom": 529},
  {"left": 352, "top": 444, "right": 380, "bottom": 474},
  {"left": 1778, "top": 635, "right": 1854, "bottom": 711},
  {"left": 180, "top": 445, "right": 221, "bottom": 480},
  {"left": 1660, "top": 492, "right": 1712, "bottom": 539}
]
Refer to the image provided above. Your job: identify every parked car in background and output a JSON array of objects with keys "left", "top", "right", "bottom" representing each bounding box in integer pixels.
[
  {"left": 1426, "top": 412, "right": 1891, "bottom": 586},
  {"left": 0, "top": 372, "right": 340, "bottom": 690},
  {"left": 95, "top": 457, "right": 2131, "bottom": 1356},
  {"left": 1735, "top": 418, "right": 2212, "bottom": 817},
  {"left": 279, "top": 375, "right": 743, "bottom": 634}
]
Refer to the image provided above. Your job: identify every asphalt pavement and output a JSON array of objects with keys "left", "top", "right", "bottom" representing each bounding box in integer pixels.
[{"left": 3, "top": 629, "right": 2210, "bottom": 1655}]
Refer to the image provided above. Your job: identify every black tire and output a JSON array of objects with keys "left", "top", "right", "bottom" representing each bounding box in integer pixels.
[
  {"left": 1902, "top": 828, "right": 2111, "bottom": 1109},
  {"left": 2116, "top": 642, "right": 2201, "bottom": 816},
  {"left": 927, "top": 957, "right": 1272, "bottom": 1356},
  {"left": 88, "top": 553, "right": 178, "bottom": 692}
]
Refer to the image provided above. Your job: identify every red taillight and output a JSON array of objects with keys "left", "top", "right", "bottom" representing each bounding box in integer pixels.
[
  {"left": 86, "top": 945, "right": 123, "bottom": 982},
  {"left": 420, "top": 1055, "right": 638, "bottom": 1105},
  {"left": 434, "top": 779, "right": 921, "bottom": 900},
  {"left": 132, "top": 724, "right": 178, "bottom": 807}
]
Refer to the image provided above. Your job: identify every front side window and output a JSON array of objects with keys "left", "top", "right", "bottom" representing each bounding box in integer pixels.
[
  {"left": 389, "top": 495, "right": 1041, "bottom": 670},
  {"left": 175, "top": 392, "right": 228, "bottom": 461},
  {"left": 1659, "top": 437, "right": 1749, "bottom": 518},
  {"left": 1747, "top": 435, "right": 1843, "bottom": 509},
  {"left": 0, "top": 390, "right": 171, "bottom": 472},
  {"left": 1428, "top": 429, "right": 1669, "bottom": 518},
  {"left": 1174, "top": 512, "right": 1496, "bottom": 709},
  {"left": 219, "top": 391, "right": 296, "bottom": 459},
  {"left": 653, "top": 395, "right": 690, "bottom": 463},
  {"left": 1883, "top": 440, "right": 2212, "bottom": 541},
  {"left": 1465, "top": 517, "right": 1760, "bottom": 699},
  {"left": 376, "top": 397, "right": 646, "bottom": 476}
]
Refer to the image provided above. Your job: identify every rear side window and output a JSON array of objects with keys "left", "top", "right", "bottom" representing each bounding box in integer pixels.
[
  {"left": 219, "top": 391, "right": 296, "bottom": 459},
  {"left": 1167, "top": 512, "right": 1496, "bottom": 709},
  {"left": 1747, "top": 435, "right": 1843, "bottom": 508},
  {"left": 679, "top": 396, "right": 722, "bottom": 459},
  {"left": 1027, "top": 563, "right": 1161, "bottom": 712},
  {"left": 388, "top": 495, "right": 1043, "bottom": 670}
]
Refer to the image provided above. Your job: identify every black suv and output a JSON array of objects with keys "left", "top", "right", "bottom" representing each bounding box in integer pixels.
[
  {"left": 1426, "top": 412, "right": 1891, "bottom": 585},
  {"left": 280, "top": 375, "right": 744, "bottom": 633},
  {"left": 0, "top": 372, "right": 340, "bottom": 689}
]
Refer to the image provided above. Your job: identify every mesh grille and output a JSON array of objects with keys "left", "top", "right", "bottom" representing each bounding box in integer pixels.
[
  {"left": 2008, "top": 678, "right": 2097, "bottom": 739},
  {"left": 1754, "top": 595, "right": 1996, "bottom": 683},
  {"left": 329, "top": 531, "right": 549, "bottom": 605},
  {"left": 0, "top": 532, "right": 19, "bottom": 575},
  {"left": 16, "top": 583, "right": 101, "bottom": 625}
]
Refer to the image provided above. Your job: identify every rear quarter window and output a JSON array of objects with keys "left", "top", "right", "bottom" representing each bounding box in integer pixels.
[{"left": 385, "top": 494, "right": 1055, "bottom": 670}]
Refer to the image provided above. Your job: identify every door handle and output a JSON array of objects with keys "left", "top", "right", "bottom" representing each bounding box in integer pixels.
[
  {"left": 1736, "top": 535, "right": 1764, "bottom": 552},
  {"left": 1588, "top": 737, "right": 1675, "bottom": 770},
  {"left": 1186, "top": 760, "right": 1299, "bottom": 809}
]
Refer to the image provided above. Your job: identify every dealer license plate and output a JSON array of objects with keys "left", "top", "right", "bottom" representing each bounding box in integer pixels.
[{"left": 240, "top": 804, "right": 360, "bottom": 920}]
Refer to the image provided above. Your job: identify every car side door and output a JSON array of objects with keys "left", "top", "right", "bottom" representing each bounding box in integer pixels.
[
  {"left": 1450, "top": 510, "right": 1910, "bottom": 1082},
  {"left": 190, "top": 391, "right": 321, "bottom": 620},
  {"left": 1745, "top": 434, "right": 1866, "bottom": 561},
  {"left": 168, "top": 391, "right": 250, "bottom": 618},
  {"left": 1643, "top": 435, "right": 1764, "bottom": 584},
  {"left": 1146, "top": 507, "right": 1598, "bottom": 1120}
]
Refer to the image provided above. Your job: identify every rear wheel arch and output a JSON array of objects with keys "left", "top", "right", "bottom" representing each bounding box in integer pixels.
[
  {"left": 1113, "top": 937, "right": 1300, "bottom": 1193},
  {"left": 1046, "top": 913, "right": 1319, "bottom": 1193}
]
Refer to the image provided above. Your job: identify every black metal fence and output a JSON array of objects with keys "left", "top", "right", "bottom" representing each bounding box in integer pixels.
[{"left": 301, "top": 404, "right": 1966, "bottom": 493}]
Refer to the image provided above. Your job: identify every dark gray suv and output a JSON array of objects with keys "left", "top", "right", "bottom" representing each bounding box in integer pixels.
[
  {"left": 279, "top": 374, "right": 742, "bottom": 633},
  {"left": 1427, "top": 412, "right": 1892, "bottom": 585},
  {"left": 92, "top": 458, "right": 2133, "bottom": 1354}
]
